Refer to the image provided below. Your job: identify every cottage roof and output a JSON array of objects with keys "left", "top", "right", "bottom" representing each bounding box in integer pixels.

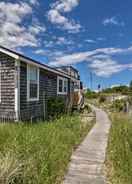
[{"left": 0, "top": 45, "right": 77, "bottom": 80}]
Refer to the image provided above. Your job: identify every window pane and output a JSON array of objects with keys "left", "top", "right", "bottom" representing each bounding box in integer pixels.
[
  {"left": 30, "top": 83, "right": 38, "bottom": 98},
  {"left": 64, "top": 80, "right": 68, "bottom": 92},
  {"left": 28, "top": 65, "right": 38, "bottom": 99},
  {"left": 59, "top": 79, "right": 63, "bottom": 92},
  {"left": 29, "top": 66, "right": 38, "bottom": 82}
]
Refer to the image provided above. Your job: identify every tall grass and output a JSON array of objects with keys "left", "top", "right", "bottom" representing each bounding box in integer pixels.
[
  {"left": 0, "top": 115, "right": 93, "bottom": 184},
  {"left": 106, "top": 113, "right": 132, "bottom": 184}
]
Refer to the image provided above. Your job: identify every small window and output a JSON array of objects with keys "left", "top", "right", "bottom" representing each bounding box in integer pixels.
[
  {"left": 75, "top": 73, "right": 78, "bottom": 79},
  {"left": 57, "top": 76, "right": 68, "bottom": 95},
  {"left": 27, "top": 65, "right": 39, "bottom": 101},
  {"left": 64, "top": 80, "right": 68, "bottom": 93},
  {"left": 59, "top": 79, "right": 63, "bottom": 93}
]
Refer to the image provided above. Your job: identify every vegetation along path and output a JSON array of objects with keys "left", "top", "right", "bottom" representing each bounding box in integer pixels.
[{"left": 63, "top": 106, "right": 111, "bottom": 184}]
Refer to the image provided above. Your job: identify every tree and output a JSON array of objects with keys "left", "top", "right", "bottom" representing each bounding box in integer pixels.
[{"left": 85, "top": 88, "right": 98, "bottom": 99}]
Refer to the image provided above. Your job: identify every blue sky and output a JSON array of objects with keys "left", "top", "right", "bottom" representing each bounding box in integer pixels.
[{"left": 0, "top": 0, "right": 132, "bottom": 90}]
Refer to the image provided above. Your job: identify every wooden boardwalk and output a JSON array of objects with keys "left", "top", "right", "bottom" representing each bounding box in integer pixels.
[{"left": 63, "top": 106, "right": 111, "bottom": 184}]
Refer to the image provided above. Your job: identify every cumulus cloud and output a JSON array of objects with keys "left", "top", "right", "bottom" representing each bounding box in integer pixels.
[
  {"left": 89, "top": 57, "right": 130, "bottom": 77},
  {"left": 0, "top": 1, "right": 45, "bottom": 49},
  {"left": 35, "top": 49, "right": 65, "bottom": 59},
  {"left": 55, "top": 36, "right": 74, "bottom": 45},
  {"left": 49, "top": 47, "right": 132, "bottom": 66},
  {"left": 49, "top": 46, "right": 132, "bottom": 77},
  {"left": 52, "top": 0, "right": 80, "bottom": 12},
  {"left": 103, "top": 16, "right": 125, "bottom": 26},
  {"left": 29, "top": 0, "right": 39, "bottom": 5},
  {"left": 47, "top": 0, "right": 81, "bottom": 33},
  {"left": 40, "top": 36, "right": 74, "bottom": 49},
  {"left": 29, "top": 25, "right": 45, "bottom": 35}
]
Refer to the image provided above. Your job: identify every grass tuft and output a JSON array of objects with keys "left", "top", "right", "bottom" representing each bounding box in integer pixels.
[
  {"left": 0, "top": 115, "right": 93, "bottom": 184},
  {"left": 106, "top": 113, "right": 132, "bottom": 184},
  {"left": 0, "top": 152, "right": 23, "bottom": 184}
]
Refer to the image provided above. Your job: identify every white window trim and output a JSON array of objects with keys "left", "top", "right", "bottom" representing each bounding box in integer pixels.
[
  {"left": 57, "top": 76, "right": 68, "bottom": 95},
  {"left": 27, "top": 64, "right": 39, "bottom": 102}
]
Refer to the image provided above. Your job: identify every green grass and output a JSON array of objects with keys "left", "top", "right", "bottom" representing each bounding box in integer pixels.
[
  {"left": 106, "top": 113, "right": 132, "bottom": 184},
  {"left": 0, "top": 115, "right": 93, "bottom": 184}
]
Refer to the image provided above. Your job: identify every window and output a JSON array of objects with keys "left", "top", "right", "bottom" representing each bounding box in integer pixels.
[
  {"left": 75, "top": 73, "right": 78, "bottom": 79},
  {"left": 64, "top": 80, "right": 68, "bottom": 93},
  {"left": 27, "top": 65, "right": 39, "bottom": 101},
  {"left": 59, "top": 79, "right": 63, "bottom": 93},
  {"left": 74, "top": 81, "right": 80, "bottom": 92},
  {"left": 57, "top": 76, "right": 68, "bottom": 95}
]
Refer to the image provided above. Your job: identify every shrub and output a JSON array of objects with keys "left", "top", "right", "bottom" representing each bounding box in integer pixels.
[
  {"left": 99, "top": 95, "right": 106, "bottom": 103},
  {"left": 47, "top": 97, "right": 65, "bottom": 119},
  {"left": 85, "top": 91, "right": 98, "bottom": 99},
  {"left": 110, "top": 99, "right": 126, "bottom": 112}
]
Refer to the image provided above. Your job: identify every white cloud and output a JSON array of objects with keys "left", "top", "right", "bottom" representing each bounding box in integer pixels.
[
  {"left": 57, "top": 37, "right": 66, "bottom": 43},
  {"left": 56, "top": 36, "right": 74, "bottom": 45},
  {"left": 86, "top": 58, "right": 131, "bottom": 78},
  {"left": 103, "top": 16, "right": 125, "bottom": 26},
  {"left": 29, "top": 24, "right": 46, "bottom": 35},
  {"left": 47, "top": 0, "right": 81, "bottom": 33},
  {"left": 35, "top": 49, "right": 53, "bottom": 57},
  {"left": 29, "top": 0, "right": 39, "bottom": 5},
  {"left": 0, "top": 1, "right": 45, "bottom": 49},
  {"left": 89, "top": 58, "right": 126, "bottom": 77},
  {"left": 85, "top": 39, "right": 96, "bottom": 43},
  {"left": 52, "top": 0, "right": 79, "bottom": 12},
  {"left": 35, "top": 49, "right": 46, "bottom": 54},
  {"left": 97, "top": 37, "right": 106, "bottom": 41},
  {"left": 44, "top": 40, "right": 54, "bottom": 48},
  {"left": 49, "top": 46, "right": 132, "bottom": 66},
  {"left": 48, "top": 9, "right": 67, "bottom": 24},
  {"left": 0, "top": 2, "right": 32, "bottom": 23},
  {"left": 41, "top": 36, "right": 74, "bottom": 48},
  {"left": 49, "top": 46, "right": 132, "bottom": 77},
  {"left": 50, "top": 52, "right": 89, "bottom": 65},
  {"left": 35, "top": 49, "right": 65, "bottom": 59}
]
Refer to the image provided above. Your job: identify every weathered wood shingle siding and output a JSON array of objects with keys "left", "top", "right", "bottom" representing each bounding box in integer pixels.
[
  {"left": 44, "top": 71, "right": 57, "bottom": 98},
  {"left": 19, "top": 61, "right": 69, "bottom": 121},
  {"left": 0, "top": 52, "right": 15, "bottom": 119},
  {"left": 20, "top": 62, "right": 44, "bottom": 121}
]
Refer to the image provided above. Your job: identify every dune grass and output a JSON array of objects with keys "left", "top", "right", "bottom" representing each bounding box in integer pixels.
[
  {"left": 0, "top": 115, "right": 93, "bottom": 184},
  {"left": 106, "top": 113, "right": 132, "bottom": 184}
]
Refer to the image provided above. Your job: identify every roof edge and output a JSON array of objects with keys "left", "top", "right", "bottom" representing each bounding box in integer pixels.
[{"left": 0, "top": 46, "right": 73, "bottom": 79}]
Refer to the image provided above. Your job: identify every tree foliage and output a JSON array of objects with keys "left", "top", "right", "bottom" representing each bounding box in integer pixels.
[
  {"left": 102, "top": 85, "right": 129, "bottom": 95},
  {"left": 85, "top": 89, "right": 98, "bottom": 99}
]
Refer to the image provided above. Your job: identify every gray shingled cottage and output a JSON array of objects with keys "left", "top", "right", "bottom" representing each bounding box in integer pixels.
[{"left": 0, "top": 46, "right": 82, "bottom": 121}]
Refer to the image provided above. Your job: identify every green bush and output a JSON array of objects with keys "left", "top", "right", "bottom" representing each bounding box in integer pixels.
[
  {"left": 85, "top": 89, "right": 98, "bottom": 99},
  {"left": 99, "top": 95, "right": 106, "bottom": 103},
  {"left": 47, "top": 97, "right": 65, "bottom": 119},
  {"left": 110, "top": 99, "right": 126, "bottom": 112}
]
